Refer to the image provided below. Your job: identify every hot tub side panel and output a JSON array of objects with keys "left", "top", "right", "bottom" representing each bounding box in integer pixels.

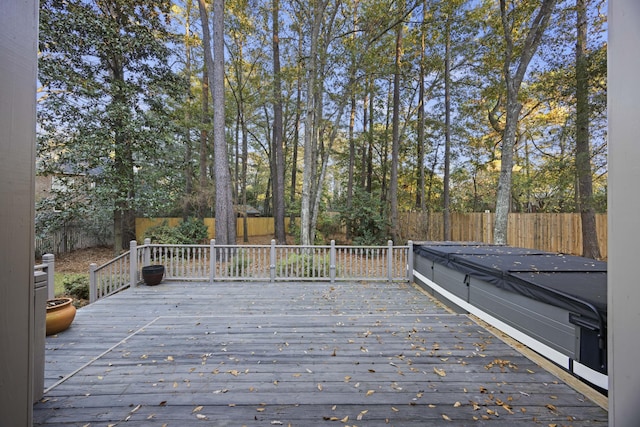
[{"left": 468, "top": 276, "right": 578, "bottom": 361}]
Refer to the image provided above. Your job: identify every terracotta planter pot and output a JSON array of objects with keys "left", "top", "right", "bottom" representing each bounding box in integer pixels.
[
  {"left": 46, "top": 298, "right": 76, "bottom": 336},
  {"left": 142, "top": 264, "right": 165, "bottom": 286}
]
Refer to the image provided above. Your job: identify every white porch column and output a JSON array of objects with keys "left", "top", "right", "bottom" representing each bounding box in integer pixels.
[{"left": 608, "top": 1, "right": 640, "bottom": 425}]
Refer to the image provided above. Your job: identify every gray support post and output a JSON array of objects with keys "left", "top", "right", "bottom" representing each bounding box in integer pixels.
[
  {"left": 130, "top": 240, "right": 137, "bottom": 288},
  {"left": 407, "top": 240, "right": 414, "bottom": 283},
  {"left": 143, "top": 237, "right": 151, "bottom": 266},
  {"left": 42, "top": 253, "right": 55, "bottom": 300},
  {"left": 270, "top": 239, "right": 276, "bottom": 282},
  {"left": 387, "top": 240, "right": 393, "bottom": 282},
  {"left": 609, "top": 2, "right": 640, "bottom": 424},
  {"left": 210, "top": 239, "right": 216, "bottom": 284},
  {"left": 330, "top": 240, "right": 336, "bottom": 283},
  {"left": 89, "top": 263, "right": 97, "bottom": 303}
]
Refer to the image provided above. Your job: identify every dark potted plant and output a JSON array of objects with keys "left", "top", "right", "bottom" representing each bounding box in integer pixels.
[{"left": 141, "top": 264, "right": 165, "bottom": 286}]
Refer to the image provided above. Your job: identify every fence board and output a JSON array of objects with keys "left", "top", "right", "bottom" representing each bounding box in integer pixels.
[
  {"left": 400, "top": 212, "right": 607, "bottom": 259},
  {"left": 136, "top": 213, "right": 607, "bottom": 260}
]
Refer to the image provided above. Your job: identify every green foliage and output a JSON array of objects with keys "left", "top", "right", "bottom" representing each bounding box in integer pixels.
[
  {"left": 38, "top": 0, "right": 187, "bottom": 246},
  {"left": 62, "top": 274, "right": 90, "bottom": 300},
  {"left": 143, "top": 218, "right": 208, "bottom": 244},
  {"left": 316, "top": 214, "right": 343, "bottom": 241},
  {"left": 177, "top": 217, "right": 209, "bottom": 243},
  {"left": 338, "top": 189, "right": 389, "bottom": 245},
  {"left": 277, "top": 253, "right": 330, "bottom": 278}
]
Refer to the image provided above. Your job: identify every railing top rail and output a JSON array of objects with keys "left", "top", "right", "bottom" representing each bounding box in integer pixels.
[
  {"left": 138, "top": 243, "right": 210, "bottom": 248},
  {"left": 93, "top": 251, "right": 130, "bottom": 271}
]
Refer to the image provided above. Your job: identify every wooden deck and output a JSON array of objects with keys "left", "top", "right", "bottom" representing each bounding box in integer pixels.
[{"left": 33, "top": 281, "right": 608, "bottom": 426}]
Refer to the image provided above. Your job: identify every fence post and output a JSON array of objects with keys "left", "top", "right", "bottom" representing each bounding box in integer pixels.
[
  {"left": 407, "top": 240, "right": 414, "bottom": 283},
  {"left": 143, "top": 238, "right": 151, "bottom": 266},
  {"left": 130, "top": 240, "right": 137, "bottom": 288},
  {"left": 330, "top": 240, "right": 336, "bottom": 283},
  {"left": 42, "top": 253, "right": 55, "bottom": 300},
  {"left": 484, "top": 210, "right": 492, "bottom": 244},
  {"left": 89, "top": 263, "right": 97, "bottom": 303},
  {"left": 210, "top": 239, "right": 216, "bottom": 284},
  {"left": 270, "top": 239, "right": 276, "bottom": 282},
  {"left": 387, "top": 240, "right": 393, "bottom": 282}
]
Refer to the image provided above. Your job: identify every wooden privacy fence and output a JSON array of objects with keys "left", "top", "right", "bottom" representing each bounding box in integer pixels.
[
  {"left": 135, "top": 217, "right": 294, "bottom": 242},
  {"left": 137, "top": 213, "right": 607, "bottom": 259},
  {"left": 399, "top": 211, "right": 607, "bottom": 259},
  {"left": 36, "top": 223, "right": 112, "bottom": 256}
]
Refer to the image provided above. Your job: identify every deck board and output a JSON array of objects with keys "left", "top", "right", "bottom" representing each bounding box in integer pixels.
[{"left": 34, "top": 281, "right": 607, "bottom": 426}]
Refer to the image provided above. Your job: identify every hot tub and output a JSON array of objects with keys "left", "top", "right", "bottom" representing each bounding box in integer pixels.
[{"left": 413, "top": 242, "right": 607, "bottom": 391}]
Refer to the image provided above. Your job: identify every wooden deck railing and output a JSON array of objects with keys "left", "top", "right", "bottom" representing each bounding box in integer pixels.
[{"left": 88, "top": 239, "right": 413, "bottom": 303}]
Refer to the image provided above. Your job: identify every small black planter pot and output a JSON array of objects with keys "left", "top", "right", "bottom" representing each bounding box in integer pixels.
[{"left": 141, "top": 264, "right": 165, "bottom": 286}]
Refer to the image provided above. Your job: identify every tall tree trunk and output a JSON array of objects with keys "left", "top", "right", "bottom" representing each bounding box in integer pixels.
[
  {"left": 183, "top": 9, "right": 193, "bottom": 220},
  {"left": 242, "top": 114, "right": 248, "bottom": 242},
  {"left": 198, "top": 69, "right": 209, "bottom": 220},
  {"left": 198, "top": 0, "right": 235, "bottom": 245},
  {"left": 575, "top": 0, "right": 600, "bottom": 259},
  {"left": 111, "top": 59, "right": 135, "bottom": 251},
  {"left": 367, "top": 82, "right": 374, "bottom": 192},
  {"left": 346, "top": 94, "right": 356, "bottom": 241},
  {"left": 443, "top": 16, "right": 451, "bottom": 241},
  {"left": 416, "top": 0, "right": 426, "bottom": 212},
  {"left": 389, "top": 8, "right": 403, "bottom": 243},
  {"left": 272, "top": 0, "right": 286, "bottom": 244},
  {"left": 361, "top": 91, "right": 369, "bottom": 190},
  {"left": 300, "top": 1, "right": 326, "bottom": 246},
  {"left": 493, "top": 0, "right": 556, "bottom": 245},
  {"left": 289, "top": 31, "right": 302, "bottom": 234}
]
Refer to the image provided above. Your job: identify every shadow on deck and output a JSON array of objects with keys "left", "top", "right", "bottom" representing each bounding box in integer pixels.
[{"left": 34, "top": 281, "right": 608, "bottom": 426}]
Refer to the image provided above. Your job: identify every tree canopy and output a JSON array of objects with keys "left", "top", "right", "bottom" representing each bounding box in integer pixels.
[{"left": 37, "top": 0, "right": 608, "bottom": 256}]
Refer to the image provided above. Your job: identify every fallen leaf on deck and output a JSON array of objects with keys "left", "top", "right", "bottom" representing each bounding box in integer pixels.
[
  {"left": 366, "top": 390, "right": 375, "bottom": 396},
  {"left": 441, "top": 414, "right": 451, "bottom": 421},
  {"left": 167, "top": 356, "right": 174, "bottom": 361},
  {"left": 192, "top": 406, "right": 203, "bottom": 413},
  {"left": 317, "top": 383, "right": 323, "bottom": 391},
  {"left": 391, "top": 407, "right": 399, "bottom": 412},
  {"left": 433, "top": 367, "right": 446, "bottom": 377},
  {"left": 453, "top": 402, "right": 461, "bottom": 408},
  {"left": 357, "top": 410, "right": 368, "bottom": 420},
  {"left": 195, "top": 413, "right": 208, "bottom": 420}
]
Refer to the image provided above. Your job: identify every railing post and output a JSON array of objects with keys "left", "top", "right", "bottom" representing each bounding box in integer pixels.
[
  {"left": 407, "top": 240, "right": 414, "bottom": 283},
  {"left": 143, "top": 238, "right": 151, "bottom": 266},
  {"left": 210, "top": 239, "right": 216, "bottom": 284},
  {"left": 42, "top": 253, "right": 55, "bottom": 300},
  {"left": 387, "top": 240, "right": 393, "bottom": 282},
  {"left": 270, "top": 239, "right": 276, "bottom": 282},
  {"left": 89, "top": 263, "right": 97, "bottom": 303},
  {"left": 130, "top": 240, "right": 138, "bottom": 288},
  {"left": 330, "top": 240, "right": 336, "bottom": 283}
]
